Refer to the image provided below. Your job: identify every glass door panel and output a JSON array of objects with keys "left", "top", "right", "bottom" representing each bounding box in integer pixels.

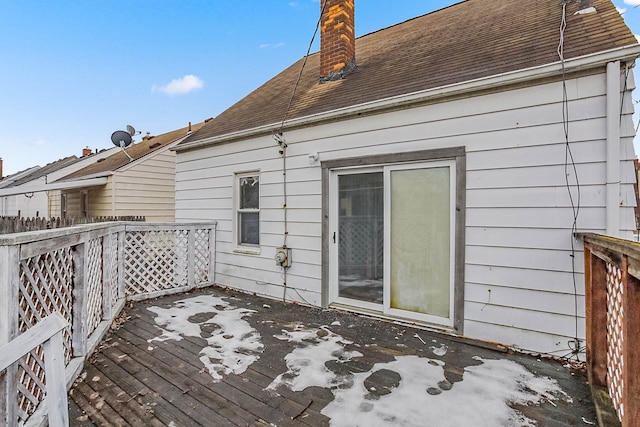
[
  {"left": 387, "top": 166, "right": 452, "bottom": 320},
  {"left": 338, "top": 172, "right": 384, "bottom": 304}
]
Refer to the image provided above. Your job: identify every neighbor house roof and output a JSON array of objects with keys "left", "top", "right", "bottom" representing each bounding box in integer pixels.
[
  {"left": 179, "top": 0, "right": 638, "bottom": 146},
  {"left": 61, "top": 122, "right": 205, "bottom": 181},
  {"left": 7, "top": 156, "right": 79, "bottom": 187},
  {"left": 0, "top": 166, "right": 41, "bottom": 189}
]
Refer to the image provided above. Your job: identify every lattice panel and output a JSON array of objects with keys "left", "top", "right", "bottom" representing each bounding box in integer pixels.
[
  {"left": 124, "top": 230, "right": 188, "bottom": 296},
  {"left": 86, "top": 238, "right": 104, "bottom": 336},
  {"left": 109, "top": 233, "right": 119, "bottom": 308},
  {"left": 339, "top": 217, "right": 384, "bottom": 279},
  {"left": 606, "top": 263, "right": 625, "bottom": 421},
  {"left": 17, "top": 247, "right": 74, "bottom": 423},
  {"left": 194, "top": 228, "right": 210, "bottom": 284},
  {"left": 175, "top": 230, "right": 189, "bottom": 287}
]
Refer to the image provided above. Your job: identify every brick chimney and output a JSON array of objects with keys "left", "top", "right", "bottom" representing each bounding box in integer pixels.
[
  {"left": 0, "top": 157, "right": 3, "bottom": 179},
  {"left": 320, "top": 0, "right": 355, "bottom": 83},
  {"left": 82, "top": 146, "right": 92, "bottom": 157}
]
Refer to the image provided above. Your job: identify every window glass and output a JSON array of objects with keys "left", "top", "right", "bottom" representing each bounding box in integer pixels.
[
  {"left": 240, "top": 176, "right": 259, "bottom": 209},
  {"left": 238, "top": 175, "right": 259, "bottom": 246}
]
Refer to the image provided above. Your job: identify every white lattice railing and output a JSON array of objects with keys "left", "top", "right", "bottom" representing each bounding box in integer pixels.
[
  {"left": 0, "top": 221, "right": 217, "bottom": 426},
  {"left": 582, "top": 234, "right": 640, "bottom": 427}
]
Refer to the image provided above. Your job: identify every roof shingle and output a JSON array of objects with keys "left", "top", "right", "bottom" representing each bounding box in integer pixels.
[
  {"left": 61, "top": 122, "right": 205, "bottom": 181},
  {"left": 181, "top": 0, "right": 637, "bottom": 145}
]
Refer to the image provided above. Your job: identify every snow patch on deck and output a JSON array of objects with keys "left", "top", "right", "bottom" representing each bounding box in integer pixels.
[
  {"left": 266, "top": 324, "right": 567, "bottom": 426},
  {"left": 323, "top": 355, "right": 566, "bottom": 426},
  {"left": 266, "top": 324, "right": 363, "bottom": 392},
  {"left": 147, "top": 295, "right": 263, "bottom": 381}
]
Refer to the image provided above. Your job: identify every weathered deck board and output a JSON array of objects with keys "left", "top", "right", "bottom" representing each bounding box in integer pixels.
[
  {"left": 69, "top": 286, "right": 597, "bottom": 426},
  {"left": 118, "top": 318, "right": 323, "bottom": 426}
]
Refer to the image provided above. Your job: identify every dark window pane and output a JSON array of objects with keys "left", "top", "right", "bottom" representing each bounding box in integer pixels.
[
  {"left": 240, "top": 212, "right": 259, "bottom": 245},
  {"left": 338, "top": 172, "right": 384, "bottom": 304}
]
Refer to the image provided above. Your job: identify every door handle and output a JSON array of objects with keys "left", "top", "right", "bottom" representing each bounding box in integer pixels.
[{"left": 333, "top": 231, "right": 336, "bottom": 243}]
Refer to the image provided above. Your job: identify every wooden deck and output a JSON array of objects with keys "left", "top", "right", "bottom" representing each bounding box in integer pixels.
[{"left": 68, "top": 286, "right": 596, "bottom": 426}]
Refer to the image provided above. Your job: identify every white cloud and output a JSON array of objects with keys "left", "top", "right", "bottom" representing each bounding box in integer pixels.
[
  {"left": 288, "top": 2, "right": 299, "bottom": 7},
  {"left": 617, "top": 7, "right": 627, "bottom": 13},
  {"left": 154, "top": 74, "right": 204, "bottom": 95},
  {"left": 623, "top": 0, "right": 640, "bottom": 6},
  {"left": 259, "top": 42, "right": 284, "bottom": 49},
  {"left": 34, "top": 139, "right": 47, "bottom": 147}
]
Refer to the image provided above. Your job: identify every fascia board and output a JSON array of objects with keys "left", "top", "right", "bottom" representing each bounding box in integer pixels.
[
  {"left": 175, "top": 43, "right": 640, "bottom": 152},
  {"left": 0, "top": 177, "right": 109, "bottom": 197}
]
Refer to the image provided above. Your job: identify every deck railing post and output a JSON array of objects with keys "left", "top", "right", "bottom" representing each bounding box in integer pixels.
[
  {"left": 209, "top": 224, "right": 216, "bottom": 285},
  {"left": 41, "top": 319, "right": 70, "bottom": 427},
  {"left": 187, "top": 227, "right": 195, "bottom": 287},
  {"left": 102, "top": 233, "right": 113, "bottom": 321},
  {"left": 71, "top": 240, "right": 88, "bottom": 357},
  {"left": 117, "top": 229, "right": 126, "bottom": 299},
  {"left": 584, "top": 244, "right": 607, "bottom": 387},
  {"left": 0, "top": 244, "right": 19, "bottom": 425},
  {"left": 622, "top": 258, "right": 640, "bottom": 426}
]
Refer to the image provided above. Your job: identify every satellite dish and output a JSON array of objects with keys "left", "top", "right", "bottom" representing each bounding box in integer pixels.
[
  {"left": 126, "top": 125, "right": 136, "bottom": 136},
  {"left": 111, "top": 130, "right": 133, "bottom": 148}
]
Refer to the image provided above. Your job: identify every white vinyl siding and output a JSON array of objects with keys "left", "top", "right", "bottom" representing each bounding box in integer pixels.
[
  {"left": 88, "top": 184, "right": 113, "bottom": 217},
  {"left": 175, "top": 70, "right": 637, "bottom": 354},
  {"left": 112, "top": 149, "right": 177, "bottom": 221}
]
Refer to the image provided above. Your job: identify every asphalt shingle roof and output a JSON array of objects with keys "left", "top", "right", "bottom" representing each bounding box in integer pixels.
[
  {"left": 8, "top": 156, "right": 79, "bottom": 187},
  {"left": 61, "top": 122, "right": 205, "bottom": 181},
  {"left": 180, "top": 0, "right": 638, "bottom": 145}
]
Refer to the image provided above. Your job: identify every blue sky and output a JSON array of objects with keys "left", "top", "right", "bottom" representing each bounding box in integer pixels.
[{"left": 0, "top": 1, "right": 639, "bottom": 175}]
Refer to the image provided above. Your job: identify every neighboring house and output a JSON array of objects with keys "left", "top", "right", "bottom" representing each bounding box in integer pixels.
[
  {"left": 0, "top": 165, "right": 41, "bottom": 216},
  {"left": 174, "top": 0, "right": 639, "bottom": 355},
  {"left": 0, "top": 148, "right": 118, "bottom": 218},
  {"left": 56, "top": 122, "right": 204, "bottom": 222},
  {"left": 2, "top": 156, "right": 79, "bottom": 218}
]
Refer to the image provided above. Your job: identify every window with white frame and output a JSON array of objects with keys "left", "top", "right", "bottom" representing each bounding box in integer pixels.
[{"left": 237, "top": 173, "right": 260, "bottom": 246}]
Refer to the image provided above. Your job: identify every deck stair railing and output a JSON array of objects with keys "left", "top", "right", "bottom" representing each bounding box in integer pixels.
[
  {"left": 0, "top": 221, "right": 217, "bottom": 426},
  {"left": 0, "top": 313, "right": 69, "bottom": 427},
  {"left": 582, "top": 233, "right": 640, "bottom": 427}
]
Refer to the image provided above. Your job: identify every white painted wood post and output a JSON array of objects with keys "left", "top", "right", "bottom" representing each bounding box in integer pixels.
[
  {"left": 71, "top": 240, "right": 88, "bottom": 357},
  {"left": 102, "top": 233, "right": 113, "bottom": 321},
  {"left": 0, "top": 312, "right": 69, "bottom": 427},
  {"left": 187, "top": 227, "right": 195, "bottom": 287},
  {"left": 0, "top": 244, "right": 19, "bottom": 426},
  {"left": 209, "top": 224, "right": 217, "bottom": 285},
  {"left": 117, "top": 230, "right": 126, "bottom": 298},
  {"left": 42, "top": 329, "right": 69, "bottom": 427}
]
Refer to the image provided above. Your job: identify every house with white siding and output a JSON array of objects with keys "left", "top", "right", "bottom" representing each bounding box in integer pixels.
[
  {"left": 53, "top": 122, "right": 204, "bottom": 222},
  {"left": 174, "top": 0, "right": 639, "bottom": 356},
  {"left": 0, "top": 165, "right": 43, "bottom": 217},
  {"left": 0, "top": 149, "right": 116, "bottom": 218}
]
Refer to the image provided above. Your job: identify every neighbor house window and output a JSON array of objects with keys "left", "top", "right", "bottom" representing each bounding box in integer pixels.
[
  {"left": 237, "top": 173, "right": 260, "bottom": 246},
  {"left": 61, "top": 193, "right": 67, "bottom": 219},
  {"left": 81, "top": 191, "right": 89, "bottom": 218}
]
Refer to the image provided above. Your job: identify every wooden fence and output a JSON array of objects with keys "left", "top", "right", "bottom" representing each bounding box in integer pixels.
[
  {"left": 582, "top": 234, "right": 640, "bottom": 427},
  {"left": 0, "top": 216, "right": 145, "bottom": 234},
  {"left": 0, "top": 221, "right": 217, "bottom": 426}
]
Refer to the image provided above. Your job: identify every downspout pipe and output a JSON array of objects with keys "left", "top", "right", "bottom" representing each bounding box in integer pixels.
[{"left": 606, "top": 60, "right": 621, "bottom": 236}]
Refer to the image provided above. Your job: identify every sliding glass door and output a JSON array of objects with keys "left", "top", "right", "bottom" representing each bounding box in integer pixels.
[{"left": 330, "top": 161, "right": 456, "bottom": 327}]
